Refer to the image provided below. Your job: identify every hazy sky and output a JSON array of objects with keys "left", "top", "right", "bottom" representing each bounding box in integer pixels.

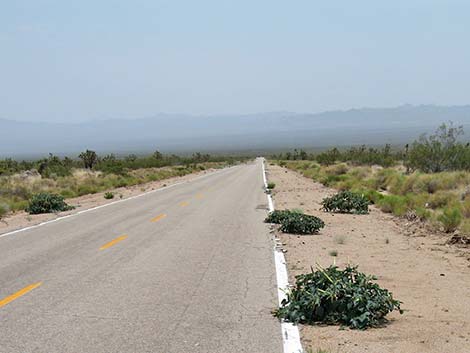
[{"left": 1, "top": 0, "right": 469, "bottom": 122}]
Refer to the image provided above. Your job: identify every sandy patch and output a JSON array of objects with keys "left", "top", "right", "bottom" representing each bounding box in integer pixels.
[
  {"left": 266, "top": 164, "right": 470, "bottom": 353},
  {"left": 0, "top": 167, "right": 222, "bottom": 235}
]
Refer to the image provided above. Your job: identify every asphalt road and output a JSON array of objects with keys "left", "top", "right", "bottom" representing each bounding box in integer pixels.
[{"left": 0, "top": 159, "right": 282, "bottom": 353}]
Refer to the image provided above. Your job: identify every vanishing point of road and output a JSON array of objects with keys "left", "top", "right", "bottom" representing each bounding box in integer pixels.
[{"left": 0, "top": 160, "right": 283, "bottom": 353}]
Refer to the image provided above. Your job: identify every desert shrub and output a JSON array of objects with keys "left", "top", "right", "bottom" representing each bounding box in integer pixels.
[
  {"left": 325, "top": 163, "right": 348, "bottom": 176},
  {"left": 0, "top": 202, "right": 9, "bottom": 221},
  {"left": 265, "top": 209, "right": 302, "bottom": 224},
  {"left": 27, "top": 192, "right": 74, "bottom": 214},
  {"left": 104, "top": 192, "right": 114, "bottom": 199},
  {"left": 377, "top": 195, "right": 408, "bottom": 216},
  {"left": 405, "top": 122, "right": 470, "bottom": 172},
  {"left": 322, "top": 191, "right": 369, "bottom": 214},
  {"left": 438, "top": 207, "right": 462, "bottom": 233},
  {"left": 267, "top": 182, "right": 276, "bottom": 190},
  {"left": 357, "top": 189, "right": 384, "bottom": 204},
  {"left": 274, "top": 265, "right": 402, "bottom": 330},
  {"left": 427, "top": 191, "right": 455, "bottom": 209},
  {"left": 415, "top": 206, "right": 432, "bottom": 221},
  {"left": 279, "top": 213, "right": 325, "bottom": 234},
  {"left": 265, "top": 209, "right": 325, "bottom": 235},
  {"left": 462, "top": 199, "right": 470, "bottom": 218}
]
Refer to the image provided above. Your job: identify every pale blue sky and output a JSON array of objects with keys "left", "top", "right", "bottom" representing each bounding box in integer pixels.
[{"left": 1, "top": 0, "right": 469, "bottom": 122}]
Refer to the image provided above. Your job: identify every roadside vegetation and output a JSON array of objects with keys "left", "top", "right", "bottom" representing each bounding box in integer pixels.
[
  {"left": 322, "top": 191, "right": 369, "bottom": 214},
  {"left": 265, "top": 209, "right": 325, "bottom": 235},
  {"left": 275, "top": 265, "right": 402, "bottom": 330},
  {"left": 272, "top": 122, "right": 470, "bottom": 235},
  {"left": 0, "top": 151, "right": 245, "bottom": 216}
]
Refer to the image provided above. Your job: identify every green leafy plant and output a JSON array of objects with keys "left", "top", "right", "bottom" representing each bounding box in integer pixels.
[
  {"left": 278, "top": 212, "right": 325, "bottom": 235},
  {"left": 265, "top": 209, "right": 325, "bottom": 235},
  {"left": 274, "top": 265, "right": 402, "bottom": 330},
  {"left": 437, "top": 207, "right": 462, "bottom": 233},
  {"left": 104, "top": 192, "right": 114, "bottom": 199},
  {"left": 322, "top": 191, "right": 369, "bottom": 214},
  {"left": 265, "top": 209, "right": 301, "bottom": 224},
  {"left": 267, "top": 182, "right": 276, "bottom": 190},
  {"left": 27, "top": 193, "right": 74, "bottom": 214}
]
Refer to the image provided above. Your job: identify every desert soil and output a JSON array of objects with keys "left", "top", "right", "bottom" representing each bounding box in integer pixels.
[
  {"left": 0, "top": 167, "right": 221, "bottom": 235},
  {"left": 266, "top": 164, "right": 470, "bottom": 353}
]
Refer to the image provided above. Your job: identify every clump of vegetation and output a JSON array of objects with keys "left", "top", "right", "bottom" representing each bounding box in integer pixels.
[
  {"left": 280, "top": 213, "right": 325, "bottom": 234},
  {"left": 265, "top": 209, "right": 301, "bottom": 224},
  {"left": 26, "top": 192, "right": 74, "bottom": 214},
  {"left": 437, "top": 207, "right": 462, "bottom": 233},
  {"left": 104, "top": 192, "right": 114, "bottom": 199},
  {"left": 265, "top": 209, "right": 325, "bottom": 235},
  {"left": 267, "top": 182, "right": 276, "bottom": 190},
  {"left": 0, "top": 202, "right": 9, "bottom": 222},
  {"left": 322, "top": 191, "right": 369, "bottom": 214},
  {"left": 274, "top": 265, "right": 402, "bottom": 330},
  {"left": 377, "top": 195, "right": 408, "bottom": 216}
]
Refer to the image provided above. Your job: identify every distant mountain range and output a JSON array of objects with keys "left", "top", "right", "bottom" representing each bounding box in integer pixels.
[{"left": 1, "top": 105, "right": 470, "bottom": 158}]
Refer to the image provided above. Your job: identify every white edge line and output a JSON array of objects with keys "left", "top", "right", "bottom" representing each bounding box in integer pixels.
[
  {"left": 262, "top": 158, "right": 303, "bottom": 353},
  {"left": 0, "top": 165, "right": 238, "bottom": 239}
]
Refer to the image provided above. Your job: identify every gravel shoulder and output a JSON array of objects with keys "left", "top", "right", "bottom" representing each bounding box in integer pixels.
[
  {"left": 0, "top": 167, "right": 222, "bottom": 235},
  {"left": 266, "top": 163, "right": 470, "bottom": 353}
]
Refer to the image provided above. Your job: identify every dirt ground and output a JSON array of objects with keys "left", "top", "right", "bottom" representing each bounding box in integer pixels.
[
  {"left": 266, "top": 164, "right": 470, "bottom": 353},
  {"left": 0, "top": 167, "right": 220, "bottom": 235}
]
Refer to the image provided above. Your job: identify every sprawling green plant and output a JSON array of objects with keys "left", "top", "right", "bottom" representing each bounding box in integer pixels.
[
  {"left": 267, "top": 182, "right": 276, "bottom": 190},
  {"left": 275, "top": 265, "right": 403, "bottom": 330},
  {"left": 265, "top": 209, "right": 301, "bottom": 224},
  {"left": 279, "top": 213, "right": 325, "bottom": 234},
  {"left": 265, "top": 209, "right": 325, "bottom": 234},
  {"left": 104, "top": 192, "right": 114, "bottom": 199},
  {"left": 322, "top": 191, "right": 369, "bottom": 214},
  {"left": 27, "top": 193, "right": 74, "bottom": 214}
]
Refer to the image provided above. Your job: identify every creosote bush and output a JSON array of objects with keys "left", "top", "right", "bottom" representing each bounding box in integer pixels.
[
  {"left": 265, "top": 209, "right": 325, "bottom": 235},
  {"left": 27, "top": 193, "right": 74, "bottom": 214},
  {"left": 274, "top": 265, "right": 403, "bottom": 330},
  {"left": 322, "top": 191, "right": 369, "bottom": 214}
]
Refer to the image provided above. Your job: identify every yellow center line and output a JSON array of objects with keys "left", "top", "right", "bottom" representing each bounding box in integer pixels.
[
  {"left": 150, "top": 213, "right": 167, "bottom": 223},
  {"left": 179, "top": 201, "right": 189, "bottom": 207},
  {"left": 195, "top": 193, "right": 204, "bottom": 199},
  {"left": 0, "top": 282, "right": 42, "bottom": 308},
  {"left": 100, "top": 235, "right": 128, "bottom": 250}
]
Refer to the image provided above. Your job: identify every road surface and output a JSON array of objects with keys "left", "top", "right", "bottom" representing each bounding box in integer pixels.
[{"left": 0, "top": 160, "right": 283, "bottom": 353}]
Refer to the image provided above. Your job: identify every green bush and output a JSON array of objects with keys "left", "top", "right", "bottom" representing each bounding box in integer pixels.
[
  {"left": 104, "top": 192, "right": 114, "bottom": 199},
  {"left": 438, "top": 207, "right": 462, "bottom": 233},
  {"left": 279, "top": 213, "right": 325, "bottom": 235},
  {"left": 377, "top": 195, "right": 408, "bottom": 216},
  {"left": 322, "top": 191, "right": 369, "bottom": 214},
  {"left": 267, "top": 182, "right": 276, "bottom": 190},
  {"left": 27, "top": 193, "right": 74, "bottom": 214},
  {"left": 0, "top": 202, "right": 9, "bottom": 221},
  {"left": 274, "top": 265, "right": 402, "bottom": 330},
  {"left": 265, "top": 209, "right": 325, "bottom": 235}
]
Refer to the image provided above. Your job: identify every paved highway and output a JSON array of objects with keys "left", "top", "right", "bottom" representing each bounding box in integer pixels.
[{"left": 0, "top": 160, "right": 282, "bottom": 353}]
